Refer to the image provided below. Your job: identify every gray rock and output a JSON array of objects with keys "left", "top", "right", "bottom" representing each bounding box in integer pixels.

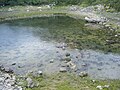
[
  {"left": 26, "top": 77, "right": 34, "bottom": 88},
  {"left": 60, "top": 67, "right": 67, "bottom": 72},
  {"left": 50, "top": 59, "right": 54, "bottom": 63},
  {"left": 85, "top": 16, "right": 106, "bottom": 23},
  {"left": 79, "top": 71, "right": 88, "bottom": 77},
  {"left": 64, "top": 58, "right": 71, "bottom": 62},
  {"left": 105, "top": 24, "right": 111, "bottom": 28},
  {"left": 65, "top": 53, "right": 70, "bottom": 57},
  {"left": 5, "top": 68, "right": 14, "bottom": 74},
  {"left": 12, "top": 63, "right": 16, "bottom": 66},
  {"left": 14, "top": 86, "right": 22, "bottom": 90},
  {"left": 62, "top": 47, "right": 65, "bottom": 50},
  {"left": 82, "top": 63, "right": 87, "bottom": 67}
]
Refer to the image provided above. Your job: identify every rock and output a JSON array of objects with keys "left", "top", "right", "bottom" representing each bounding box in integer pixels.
[
  {"left": 103, "top": 85, "right": 110, "bottom": 88},
  {"left": 85, "top": 16, "right": 106, "bottom": 23},
  {"left": 37, "top": 70, "right": 43, "bottom": 75},
  {"left": 4, "top": 73, "right": 11, "bottom": 79},
  {"left": 96, "top": 85, "right": 103, "bottom": 90},
  {"left": 5, "top": 79, "right": 15, "bottom": 86},
  {"left": 79, "top": 71, "right": 88, "bottom": 77},
  {"left": 8, "top": 8, "right": 13, "bottom": 11},
  {"left": 82, "top": 63, "right": 87, "bottom": 67},
  {"left": 12, "top": 63, "right": 16, "bottom": 65},
  {"left": 67, "top": 61, "right": 77, "bottom": 70},
  {"left": 5, "top": 68, "right": 14, "bottom": 74},
  {"left": 14, "top": 86, "right": 22, "bottom": 90},
  {"left": 70, "top": 6, "right": 78, "bottom": 11},
  {"left": 0, "top": 65, "right": 5, "bottom": 71},
  {"left": 98, "top": 68, "right": 102, "bottom": 70},
  {"left": 115, "top": 34, "right": 118, "bottom": 37},
  {"left": 118, "top": 64, "right": 120, "bottom": 66},
  {"left": 62, "top": 47, "right": 65, "bottom": 50},
  {"left": 64, "top": 58, "right": 71, "bottom": 62},
  {"left": 92, "top": 80, "right": 96, "bottom": 83},
  {"left": 105, "top": 24, "right": 111, "bottom": 28},
  {"left": 26, "top": 77, "right": 34, "bottom": 88},
  {"left": 65, "top": 53, "right": 70, "bottom": 57},
  {"left": 56, "top": 51, "right": 59, "bottom": 53},
  {"left": 50, "top": 59, "right": 54, "bottom": 63},
  {"left": 60, "top": 67, "right": 67, "bottom": 72}
]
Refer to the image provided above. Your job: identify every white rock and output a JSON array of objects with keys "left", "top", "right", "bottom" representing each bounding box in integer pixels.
[
  {"left": 96, "top": 85, "right": 103, "bottom": 90},
  {"left": 115, "top": 35, "right": 118, "bottom": 37},
  {"left": 37, "top": 70, "right": 43, "bottom": 75},
  {"left": 60, "top": 67, "right": 67, "bottom": 72},
  {"left": 104, "top": 85, "right": 110, "bottom": 88}
]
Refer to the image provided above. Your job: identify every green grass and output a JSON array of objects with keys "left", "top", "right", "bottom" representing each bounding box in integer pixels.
[{"left": 18, "top": 73, "right": 120, "bottom": 90}]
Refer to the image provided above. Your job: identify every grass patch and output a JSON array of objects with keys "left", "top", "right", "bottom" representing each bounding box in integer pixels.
[{"left": 19, "top": 73, "right": 120, "bottom": 90}]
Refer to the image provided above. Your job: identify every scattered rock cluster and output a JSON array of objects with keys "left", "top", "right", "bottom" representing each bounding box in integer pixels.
[{"left": 0, "top": 70, "right": 22, "bottom": 90}]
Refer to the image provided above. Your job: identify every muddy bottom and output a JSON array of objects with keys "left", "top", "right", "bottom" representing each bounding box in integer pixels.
[{"left": 0, "top": 16, "right": 120, "bottom": 79}]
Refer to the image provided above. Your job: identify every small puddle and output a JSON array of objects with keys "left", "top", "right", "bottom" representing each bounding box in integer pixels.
[{"left": 0, "top": 16, "right": 120, "bottom": 79}]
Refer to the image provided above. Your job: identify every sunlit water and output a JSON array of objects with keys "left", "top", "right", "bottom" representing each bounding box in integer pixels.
[{"left": 0, "top": 16, "right": 120, "bottom": 79}]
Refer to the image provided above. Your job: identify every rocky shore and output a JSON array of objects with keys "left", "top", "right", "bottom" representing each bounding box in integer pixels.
[{"left": 0, "top": 69, "right": 22, "bottom": 90}]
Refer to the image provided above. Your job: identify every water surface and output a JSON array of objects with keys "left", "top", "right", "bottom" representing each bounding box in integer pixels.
[{"left": 0, "top": 16, "right": 120, "bottom": 79}]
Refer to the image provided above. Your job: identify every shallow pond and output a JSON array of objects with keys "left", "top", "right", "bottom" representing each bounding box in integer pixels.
[{"left": 0, "top": 16, "right": 120, "bottom": 79}]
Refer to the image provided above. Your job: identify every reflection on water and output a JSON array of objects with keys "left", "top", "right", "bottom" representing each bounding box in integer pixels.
[{"left": 0, "top": 16, "right": 120, "bottom": 79}]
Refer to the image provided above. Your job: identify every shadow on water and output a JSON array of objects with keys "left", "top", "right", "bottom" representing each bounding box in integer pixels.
[{"left": 0, "top": 16, "right": 120, "bottom": 79}]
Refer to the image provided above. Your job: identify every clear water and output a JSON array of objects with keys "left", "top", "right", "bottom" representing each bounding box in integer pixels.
[{"left": 0, "top": 16, "right": 120, "bottom": 79}]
